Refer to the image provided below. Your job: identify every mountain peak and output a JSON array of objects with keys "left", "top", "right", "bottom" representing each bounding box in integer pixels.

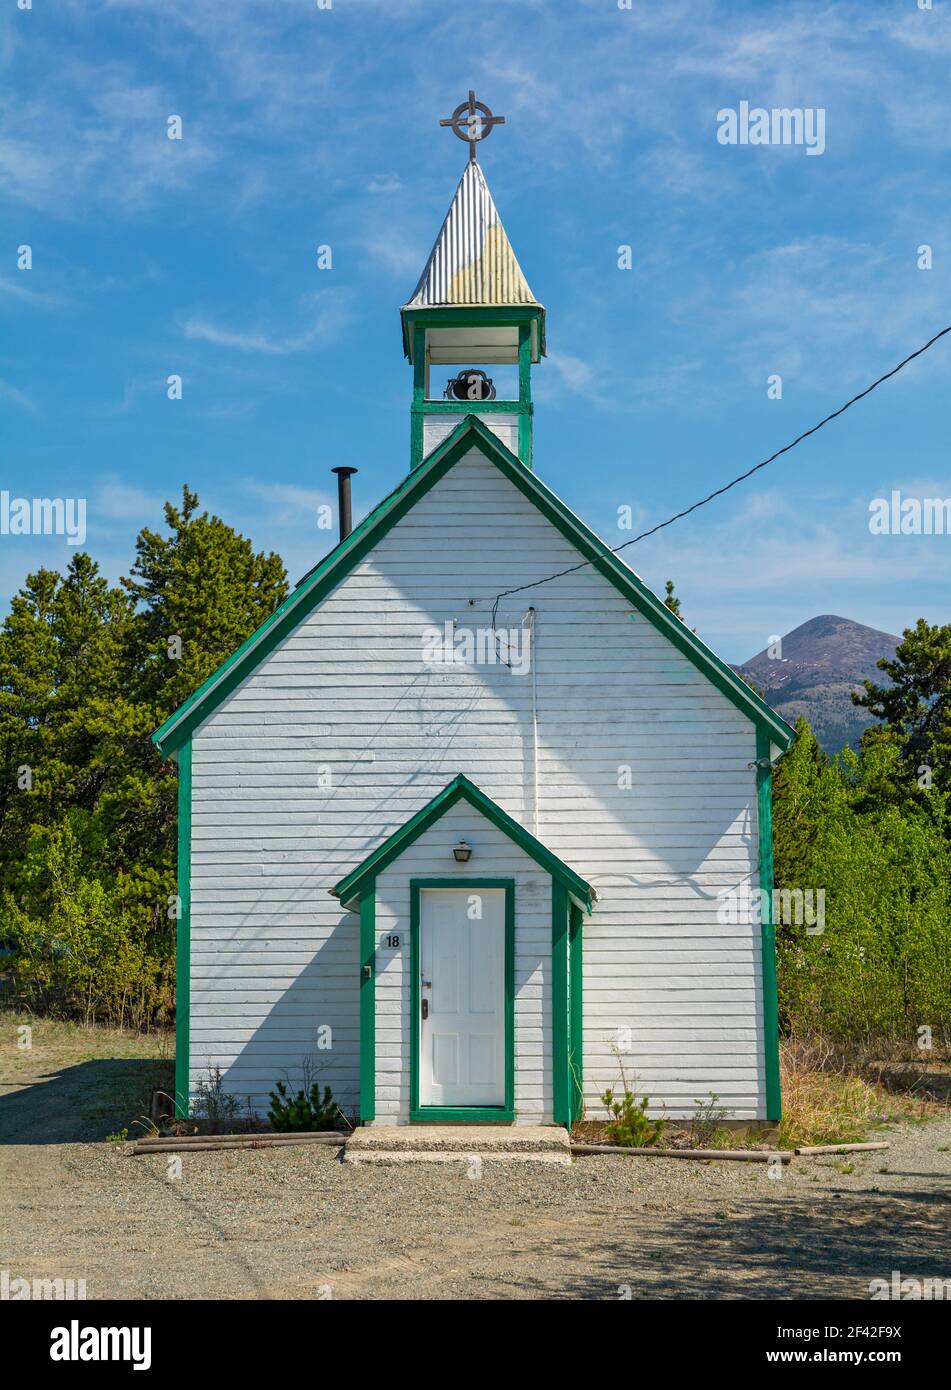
[{"left": 736, "top": 615, "right": 900, "bottom": 753}]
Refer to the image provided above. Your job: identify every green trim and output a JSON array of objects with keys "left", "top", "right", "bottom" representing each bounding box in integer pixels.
[
  {"left": 332, "top": 773, "right": 593, "bottom": 909},
  {"left": 408, "top": 301, "right": 537, "bottom": 470},
  {"left": 408, "top": 882, "right": 420, "bottom": 1123},
  {"left": 517, "top": 414, "right": 531, "bottom": 469},
  {"left": 568, "top": 900, "right": 584, "bottom": 1126},
  {"left": 410, "top": 308, "right": 535, "bottom": 469},
  {"left": 409, "top": 1108, "right": 515, "bottom": 1123},
  {"left": 518, "top": 323, "right": 533, "bottom": 468},
  {"left": 756, "top": 730, "right": 782, "bottom": 1122},
  {"left": 413, "top": 399, "right": 530, "bottom": 415},
  {"left": 409, "top": 879, "right": 515, "bottom": 1122},
  {"left": 359, "top": 889, "right": 376, "bottom": 1124},
  {"left": 410, "top": 410, "right": 424, "bottom": 470},
  {"left": 174, "top": 739, "right": 192, "bottom": 1119},
  {"left": 411, "top": 400, "right": 533, "bottom": 471},
  {"left": 401, "top": 305, "right": 545, "bottom": 362},
  {"left": 152, "top": 414, "right": 793, "bottom": 757},
  {"left": 412, "top": 324, "right": 426, "bottom": 402},
  {"left": 403, "top": 306, "right": 544, "bottom": 326},
  {"left": 551, "top": 881, "right": 570, "bottom": 1128},
  {"left": 410, "top": 327, "right": 427, "bottom": 469}
]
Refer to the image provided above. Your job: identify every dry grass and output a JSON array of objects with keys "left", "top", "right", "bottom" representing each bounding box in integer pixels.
[
  {"left": 0, "top": 1004, "right": 174, "bottom": 1143},
  {"left": 574, "top": 1036, "right": 947, "bottom": 1152},
  {"left": 778, "top": 1035, "right": 943, "bottom": 1150}
]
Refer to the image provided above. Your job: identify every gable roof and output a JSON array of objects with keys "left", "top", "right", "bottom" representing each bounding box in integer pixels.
[
  {"left": 151, "top": 415, "right": 794, "bottom": 757},
  {"left": 403, "top": 161, "right": 542, "bottom": 313},
  {"left": 331, "top": 773, "right": 595, "bottom": 910}
]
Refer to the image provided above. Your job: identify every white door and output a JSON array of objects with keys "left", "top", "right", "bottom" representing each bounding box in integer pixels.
[{"left": 418, "top": 888, "right": 506, "bottom": 1109}]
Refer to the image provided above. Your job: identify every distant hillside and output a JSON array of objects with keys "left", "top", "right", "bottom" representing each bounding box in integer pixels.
[{"left": 735, "top": 615, "right": 899, "bottom": 755}]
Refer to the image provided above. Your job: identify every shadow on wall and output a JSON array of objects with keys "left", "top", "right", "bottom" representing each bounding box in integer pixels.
[{"left": 214, "top": 913, "right": 359, "bottom": 1118}]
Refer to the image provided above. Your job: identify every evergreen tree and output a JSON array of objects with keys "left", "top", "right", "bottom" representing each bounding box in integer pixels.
[
  {"left": 119, "top": 485, "right": 289, "bottom": 885},
  {"left": 0, "top": 487, "right": 288, "bottom": 1026},
  {"left": 853, "top": 618, "right": 951, "bottom": 798},
  {"left": 123, "top": 485, "right": 288, "bottom": 726},
  {"left": 0, "top": 556, "right": 135, "bottom": 882}
]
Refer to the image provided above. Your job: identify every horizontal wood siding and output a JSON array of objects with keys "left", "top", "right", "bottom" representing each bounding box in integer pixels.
[
  {"left": 374, "top": 801, "right": 551, "bottom": 1123},
  {"left": 189, "top": 448, "right": 765, "bottom": 1119},
  {"left": 423, "top": 413, "right": 519, "bottom": 457}
]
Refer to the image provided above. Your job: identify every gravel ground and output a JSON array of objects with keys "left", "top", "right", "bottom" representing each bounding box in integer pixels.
[
  {"left": 2, "top": 1014, "right": 949, "bottom": 1300},
  {"left": 2, "top": 1117, "right": 949, "bottom": 1300}
]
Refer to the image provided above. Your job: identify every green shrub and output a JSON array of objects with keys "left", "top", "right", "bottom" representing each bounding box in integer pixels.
[
  {"left": 601, "top": 1086, "right": 666, "bottom": 1147},
  {"left": 601, "top": 1054, "right": 666, "bottom": 1148},
  {"left": 268, "top": 1079, "right": 339, "bottom": 1132}
]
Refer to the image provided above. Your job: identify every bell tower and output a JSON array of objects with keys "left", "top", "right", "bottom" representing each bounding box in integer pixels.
[{"left": 400, "top": 92, "right": 546, "bottom": 470}]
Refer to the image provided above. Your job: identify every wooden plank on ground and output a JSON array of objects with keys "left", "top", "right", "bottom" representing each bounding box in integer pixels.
[
  {"left": 570, "top": 1143, "right": 792, "bottom": 1163},
  {"left": 794, "top": 1142, "right": 890, "bottom": 1156}
]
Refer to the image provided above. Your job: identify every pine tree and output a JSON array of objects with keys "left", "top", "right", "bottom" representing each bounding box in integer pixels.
[
  {"left": 0, "top": 556, "right": 135, "bottom": 883},
  {"left": 0, "top": 487, "right": 289, "bottom": 1026},
  {"left": 120, "top": 485, "right": 289, "bottom": 884},
  {"left": 853, "top": 618, "right": 951, "bottom": 798},
  {"left": 123, "top": 485, "right": 288, "bottom": 726}
]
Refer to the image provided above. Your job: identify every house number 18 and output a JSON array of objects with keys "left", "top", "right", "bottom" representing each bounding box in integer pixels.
[{"left": 385, "top": 935, "right": 401, "bottom": 948}]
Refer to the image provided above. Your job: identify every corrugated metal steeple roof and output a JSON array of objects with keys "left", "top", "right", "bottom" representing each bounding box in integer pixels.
[{"left": 404, "top": 160, "right": 542, "bottom": 310}]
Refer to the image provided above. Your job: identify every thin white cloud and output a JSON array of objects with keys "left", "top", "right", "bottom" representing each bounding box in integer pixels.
[
  {"left": 95, "top": 476, "right": 166, "bottom": 521},
  {"left": 366, "top": 174, "right": 402, "bottom": 195},
  {"left": 0, "top": 379, "right": 36, "bottom": 412},
  {"left": 537, "top": 350, "right": 706, "bottom": 413},
  {"left": 0, "top": 81, "right": 217, "bottom": 215},
  {"left": 0, "top": 275, "right": 64, "bottom": 308},
  {"left": 240, "top": 479, "right": 338, "bottom": 524},
  {"left": 182, "top": 293, "right": 353, "bottom": 355},
  {"left": 654, "top": 494, "right": 942, "bottom": 588}
]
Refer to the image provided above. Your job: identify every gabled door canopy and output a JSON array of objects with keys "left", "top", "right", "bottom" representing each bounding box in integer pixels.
[{"left": 331, "top": 773, "right": 594, "bottom": 911}]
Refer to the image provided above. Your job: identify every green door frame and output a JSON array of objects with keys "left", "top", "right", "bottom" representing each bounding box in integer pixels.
[
  {"left": 569, "top": 900, "right": 584, "bottom": 1125},
  {"left": 552, "top": 886, "right": 584, "bottom": 1129},
  {"left": 410, "top": 879, "right": 515, "bottom": 1124},
  {"left": 359, "top": 888, "right": 376, "bottom": 1125}
]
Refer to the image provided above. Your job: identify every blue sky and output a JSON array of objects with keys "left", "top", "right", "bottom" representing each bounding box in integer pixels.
[{"left": 2, "top": 0, "right": 949, "bottom": 663}]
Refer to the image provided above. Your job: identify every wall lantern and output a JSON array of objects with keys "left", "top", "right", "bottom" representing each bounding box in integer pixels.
[{"left": 453, "top": 839, "right": 472, "bottom": 863}]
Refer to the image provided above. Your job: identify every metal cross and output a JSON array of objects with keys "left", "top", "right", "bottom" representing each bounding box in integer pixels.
[{"left": 440, "top": 90, "right": 506, "bottom": 162}]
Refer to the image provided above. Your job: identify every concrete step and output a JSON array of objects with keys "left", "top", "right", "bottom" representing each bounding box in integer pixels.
[{"left": 343, "top": 1124, "right": 571, "bottom": 1165}]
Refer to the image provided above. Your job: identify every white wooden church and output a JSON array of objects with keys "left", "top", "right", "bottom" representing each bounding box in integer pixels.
[{"left": 153, "top": 97, "right": 793, "bottom": 1132}]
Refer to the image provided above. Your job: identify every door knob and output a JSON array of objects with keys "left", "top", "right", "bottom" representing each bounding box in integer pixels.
[{"left": 421, "top": 999, "right": 429, "bottom": 1020}]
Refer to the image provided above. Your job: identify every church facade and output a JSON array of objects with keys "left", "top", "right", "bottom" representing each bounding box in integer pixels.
[{"left": 154, "top": 107, "right": 793, "bottom": 1130}]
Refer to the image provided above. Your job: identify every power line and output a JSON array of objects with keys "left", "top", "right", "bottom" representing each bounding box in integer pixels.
[{"left": 491, "top": 322, "right": 951, "bottom": 624}]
